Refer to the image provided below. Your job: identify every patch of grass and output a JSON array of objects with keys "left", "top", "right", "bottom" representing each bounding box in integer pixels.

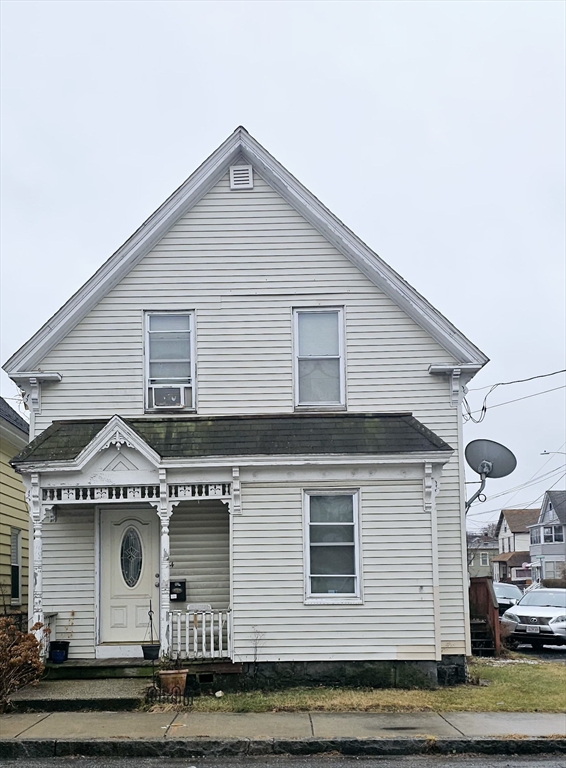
[{"left": 183, "top": 659, "right": 566, "bottom": 714}]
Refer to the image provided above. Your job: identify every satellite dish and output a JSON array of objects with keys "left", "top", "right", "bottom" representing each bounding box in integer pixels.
[
  {"left": 465, "top": 439, "right": 517, "bottom": 479},
  {"left": 464, "top": 439, "right": 517, "bottom": 512}
]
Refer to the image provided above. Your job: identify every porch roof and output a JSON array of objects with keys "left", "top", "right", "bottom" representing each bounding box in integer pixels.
[{"left": 13, "top": 413, "right": 452, "bottom": 465}]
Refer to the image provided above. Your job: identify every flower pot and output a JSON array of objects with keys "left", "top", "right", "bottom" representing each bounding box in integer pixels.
[
  {"left": 49, "top": 640, "right": 70, "bottom": 663},
  {"left": 142, "top": 643, "right": 160, "bottom": 661},
  {"left": 159, "top": 669, "right": 188, "bottom": 694}
]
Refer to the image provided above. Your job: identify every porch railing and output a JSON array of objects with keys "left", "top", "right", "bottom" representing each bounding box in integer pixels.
[{"left": 167, "top": 609, "right": 232, "bottom": 660}]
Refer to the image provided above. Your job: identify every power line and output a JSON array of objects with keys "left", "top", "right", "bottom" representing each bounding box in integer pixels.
[
  {"left": 474, "top": 466, "right": 565, "bottom": 501},
  {"left": 466, "top": 471, "right": 566, "bottom": 519},
  {"left": 492, "top": 441, "right": 566, "bottom": 509},
  {"left": 468, "top": 369, "right": 566, "bottom": 391},
  {"left": 466, "top": 444, "right": 566, "bottom": 516},
  {"left": 464, "top": 385, "right": 565, "bottom": 422}
]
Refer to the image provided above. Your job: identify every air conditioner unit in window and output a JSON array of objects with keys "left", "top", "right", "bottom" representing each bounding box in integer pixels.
[{"left": 150, "top": 385, "right": 185, "bottom": 409}]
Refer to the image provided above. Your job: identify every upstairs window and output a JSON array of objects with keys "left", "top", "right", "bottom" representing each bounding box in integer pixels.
[
  {"left": 543, "top": 525, "right": 564, "bottom": 544},
  {"left": 294, "top": 308, "right": 345, "bottom": 407},
  {"left": 480, "top": 552, "right": 489, "bottom": 566},
  {"left": 145, "top": 312, "right": 195, "bottom": 410},
  {"left": 530, "top": 527, "right": 541, "bottom": 545}
]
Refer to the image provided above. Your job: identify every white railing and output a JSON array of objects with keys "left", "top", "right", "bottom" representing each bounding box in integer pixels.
[{"left": 167, "top": 609, "right": 232, "bottom": 660}]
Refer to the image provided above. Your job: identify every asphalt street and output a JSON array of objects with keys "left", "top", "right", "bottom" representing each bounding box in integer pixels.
[
  {"left": 1, "top": 757, "right": 565, "bottom": 768},
  {"left": 515, "top": 644, "right": 566, "bottom": 663}
]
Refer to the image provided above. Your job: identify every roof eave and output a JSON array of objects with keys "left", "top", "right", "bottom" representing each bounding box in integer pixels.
[{"left": 12, "top": 449, "right": 453, "bottom": 474}]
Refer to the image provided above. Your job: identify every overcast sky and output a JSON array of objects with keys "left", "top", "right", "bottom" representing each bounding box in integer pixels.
[{"left": 1, "top": 0, "right": 564, "bottom": 530}]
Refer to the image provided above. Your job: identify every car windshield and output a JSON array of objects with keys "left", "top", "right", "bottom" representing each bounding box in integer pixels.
[
  {"left": 493, "top": 583, "right": 522, "bottom": 599},
  {"left": 517, "top": 590, "right": 566, "bottom": 608}
]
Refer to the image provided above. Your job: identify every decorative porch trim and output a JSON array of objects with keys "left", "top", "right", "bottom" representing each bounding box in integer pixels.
[
  {"left": 148, "top": 469, "right": 179, "bottom": 655},
  {"left": 73, "top": 415, "right": 161, "bottom": 469},
  {"left": 26, "top": 473, "right": 45, "bottom": 635},
  {"left": 42, "top": 481, "right": 232, "bottom": 504},
  {"left": 42, "top": 485, "right": 161, "bottom": 502},
  {"left": 231, "top": 467, "right": 241, "bottom": 515}
]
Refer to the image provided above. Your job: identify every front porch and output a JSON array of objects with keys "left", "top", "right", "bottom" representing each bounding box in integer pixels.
[{"left": 27, "top": 464, "right": 236, "bottom": 660}]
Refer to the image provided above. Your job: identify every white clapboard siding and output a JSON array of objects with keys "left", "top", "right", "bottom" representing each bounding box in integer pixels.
[
  {"left": 34, "top": 168, "right": 468, "bottom": 655},
  {"left": 232, "top": 481, "right": 438, "bottom": 662},
  {"left": 169, "top": 500, "right": 230, "bottom": 610},
  {"left": 42, "top": 507, "right": 95, "bottom": 659}
]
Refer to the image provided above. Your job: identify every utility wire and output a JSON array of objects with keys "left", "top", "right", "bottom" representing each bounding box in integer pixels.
[
  {"left": 463, "top": 385, "right": 565, "bottom": 422},
  {"left": 466, "top": 472, "right": 566, "bottom": 519},
  {"left": 466, "top": 468, "right": 565, "bottom": 513},
  {"left": 468, "top": 369, "right": 566, "bottom": 391},
  {"left": 465, "top": 443, "right": 565, "bottom": 516},
  {"left": 491, "top": 440, "right": 566, "bottom": 509},
  {"left": 471, "top": 466, "right": 565, "bottom": 501}
]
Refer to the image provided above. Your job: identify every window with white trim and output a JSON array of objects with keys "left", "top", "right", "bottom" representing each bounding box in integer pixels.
[
  {"left": 10, "top": 529, "right": 21, "bottom": 604},
  {"left": 480, "top": 552, "right": 489, "bottom": 567},
  {"left": 305, "top": 490, "right": 360, "bottom": 601},
  {"left": 530, "top": 527, "right": 541, "bottom": 545},
  {"left": 543, "top": 525, "right": 564, "bottom": 543},
  {"left": 145, "top": 312, "right": 195, "bottom": 410},
  {"left": 294, "top": 308, "right": 345, "bottom": 407}
]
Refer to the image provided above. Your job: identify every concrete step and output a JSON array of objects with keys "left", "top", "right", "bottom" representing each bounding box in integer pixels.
[
  {"left": 9, "top": 678, "right": 150, "bottom": 712},
  {"left": 44, "top": 658, "right": 242, "bottom": 680},
  {"left": 44, "top": 658, "right": 155, "bottom": 680}
]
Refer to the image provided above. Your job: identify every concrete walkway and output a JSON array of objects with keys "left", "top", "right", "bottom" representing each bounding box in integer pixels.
[{"left": 0, "top": 710, "right": 565, "bottom": 758}]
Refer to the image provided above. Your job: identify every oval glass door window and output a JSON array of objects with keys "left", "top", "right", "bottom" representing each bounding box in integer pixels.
[{"left": 120, "top": 527, "right": 143, "bottom": 588}]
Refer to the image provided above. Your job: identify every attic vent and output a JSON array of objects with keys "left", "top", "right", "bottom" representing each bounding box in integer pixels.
[{"left": 230, "top": 165, "right": 253, "bottom": 190}]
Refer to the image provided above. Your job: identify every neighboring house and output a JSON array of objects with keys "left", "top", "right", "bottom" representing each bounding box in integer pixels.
[
  {"left": 2, "top": 127, "right": 489, "bottom": 687},
  {"left": 492, "top": 508, "right": 540, "bottom": 586},
  {"left": 529, "top": 491, "right": 566, "bottom": 582},
  {"left": 0, "top": 397, "right": 29, "bottom": 622},
  {"left": 467, "top": 535, "right": 499, "bottom": 579}
]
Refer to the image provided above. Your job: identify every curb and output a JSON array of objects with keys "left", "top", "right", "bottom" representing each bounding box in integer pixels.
[{"left": 1, "top": 737, "right": 565, "bottom": 759}]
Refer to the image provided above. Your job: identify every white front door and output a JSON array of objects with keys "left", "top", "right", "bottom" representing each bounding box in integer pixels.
[{"left": 100, "top": 508, "right": 159, "bottom": 643}]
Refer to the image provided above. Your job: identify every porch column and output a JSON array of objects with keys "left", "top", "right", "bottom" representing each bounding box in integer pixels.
[
  {"left": 26, "top": 474, "right": 45, "bottom": 640},
  {"left": 151, "top": 469, "right": 178, "bottom": 655}
]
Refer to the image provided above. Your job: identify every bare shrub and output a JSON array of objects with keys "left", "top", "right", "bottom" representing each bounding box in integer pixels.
[{"left": 0, "top": 617, "right": 44, "bottom": 712}]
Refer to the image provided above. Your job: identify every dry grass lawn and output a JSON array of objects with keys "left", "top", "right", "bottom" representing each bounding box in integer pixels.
[{"left": 184, "top": 658, "right": 566, "bottom": 714}]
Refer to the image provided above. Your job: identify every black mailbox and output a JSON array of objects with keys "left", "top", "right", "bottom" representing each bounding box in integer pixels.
[{"left": 169, "top": 580, "right": 186, "bottom": 602}]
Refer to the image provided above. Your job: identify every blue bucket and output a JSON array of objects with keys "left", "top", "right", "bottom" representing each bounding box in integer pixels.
[{"left": 51, "top": 650, "right": 66, "bottom": 664}]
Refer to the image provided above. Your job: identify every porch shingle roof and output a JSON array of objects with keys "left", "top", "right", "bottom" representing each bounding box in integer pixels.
[{"left": 12, "top": 413, "right": 452, "bottom": 464}]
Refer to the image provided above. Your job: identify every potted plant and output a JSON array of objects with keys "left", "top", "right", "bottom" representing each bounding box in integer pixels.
[{"left": 158, "top": 656, "right": 189, "bottom": 694}]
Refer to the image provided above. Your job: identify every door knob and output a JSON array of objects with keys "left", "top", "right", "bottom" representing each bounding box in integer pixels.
[{"left": 154, "top": 581, "right": 160, "bottom": 587}]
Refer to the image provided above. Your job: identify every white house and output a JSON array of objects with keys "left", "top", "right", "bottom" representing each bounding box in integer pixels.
[
  {"left": 529, "top": 491, "right": 566, "bottom": 583},
  {"left": 492, "top": 508, "right": 540, "bottom": 586},
  {"left": 3, "top": 128, "right": 488, "bottom": 687}
]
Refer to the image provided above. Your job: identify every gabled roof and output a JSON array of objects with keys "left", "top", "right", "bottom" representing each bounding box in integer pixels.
[
  {"left": 495, "top": 508, "right": 541, "bottom": 537},
  {"left": 12, "top": 412, "right": 453, "bottom": 466},
  {"left": 0, "top": 396, "right": 29, "bottom": 437},
  {"left": 3, "top": 127, "right": 488, "bottom": 376},
  {"left": 544, "top": 491, "right": 566, "bottom": 524}
]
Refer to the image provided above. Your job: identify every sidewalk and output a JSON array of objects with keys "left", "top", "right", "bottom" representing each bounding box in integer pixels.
[{"left": 1, "top": 710, "right": 565, "bottom": 758}]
